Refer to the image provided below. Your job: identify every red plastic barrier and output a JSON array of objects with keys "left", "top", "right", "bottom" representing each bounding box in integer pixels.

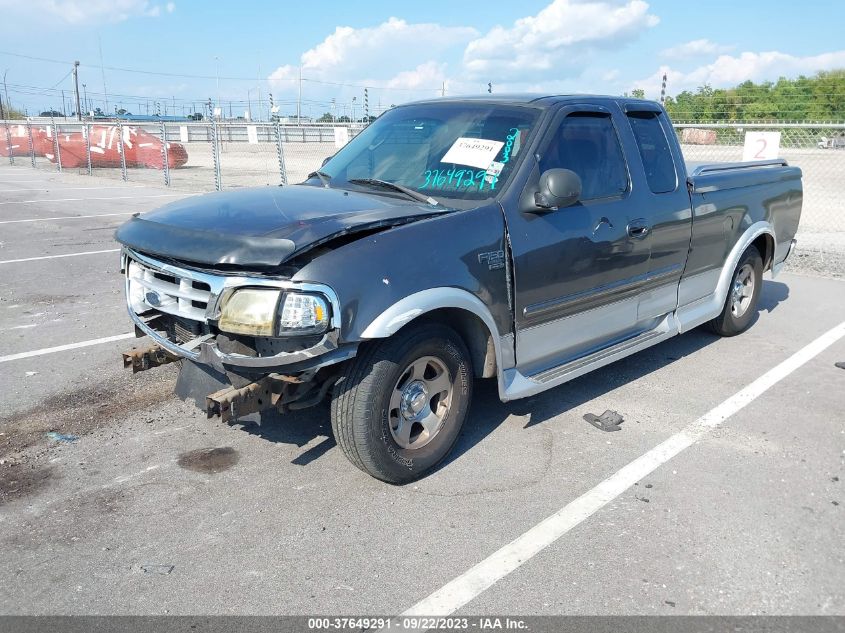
[
  {"left": 45, "top": 125, "right": 188, "bottom": 170},
  {"left": 0, "top": 124, "right": 52, "bottom": 157}
]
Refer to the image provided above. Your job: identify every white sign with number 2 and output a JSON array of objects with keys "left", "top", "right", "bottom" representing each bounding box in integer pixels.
[{"left": 743, "top": 131, "right": 781, "bottom": 161}]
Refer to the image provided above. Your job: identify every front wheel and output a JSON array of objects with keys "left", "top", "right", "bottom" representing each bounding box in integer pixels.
[
  {"left": 330, "top": 323, "right": 473, "bottom": 484},
  {"left": 707, "top": 245, "right": 763, "bottom": 336}
]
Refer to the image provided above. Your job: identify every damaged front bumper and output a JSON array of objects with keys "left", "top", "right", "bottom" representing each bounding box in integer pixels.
[{"left": 122, "top": 248, "right": 357, "bottom": 374}]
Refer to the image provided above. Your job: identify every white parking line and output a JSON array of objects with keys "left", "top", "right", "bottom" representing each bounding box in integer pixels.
[
  {"left": 0, "top": 212, "right": 134, "bottom": 224},
  {"left": 395, "top": 321, "right": 845, "bottom": 621},
  {"left": 0, "top": 194, "right": 182, "bottom": 205},
  {"left": 0, "top": 332, "right": 135, "bottom": 364},
  {"left": 0, "top": 249, "right": 120, "bottom": 264}
]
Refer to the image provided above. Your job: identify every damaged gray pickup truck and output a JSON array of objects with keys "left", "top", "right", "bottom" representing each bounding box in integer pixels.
[{"left": 116, "top": 95, "right": 802, "bottom": 483}]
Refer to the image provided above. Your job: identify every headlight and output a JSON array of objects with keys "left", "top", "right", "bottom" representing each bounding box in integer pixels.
[
  {"left": 278, "top": 292, "right": 330, "bottom": 335},
  {"left": 218, "top": 288, "right": 281, "bottom": 337},
  {"left": 217, "top": 289, "right": 330, "bottom": 337}
]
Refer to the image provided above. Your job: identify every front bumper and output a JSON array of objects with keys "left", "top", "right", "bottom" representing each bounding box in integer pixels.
[{"left": 123, "top": 248, "right": 357, "bottom": 372}]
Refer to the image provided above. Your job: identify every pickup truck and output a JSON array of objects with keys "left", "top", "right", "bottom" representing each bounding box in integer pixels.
[{"left": 115, "top": 95, "right": 802, "bottom": 484}]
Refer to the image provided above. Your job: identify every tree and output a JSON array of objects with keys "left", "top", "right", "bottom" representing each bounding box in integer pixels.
[
  {"left": 317, "top": 112, "right": 334, "bottom": 122},
  {"left": 631, "top": 88, "right": 645, "bottom": 99},
  {"left": 663, "top": 70, "right": 845, "bottom": 122}
]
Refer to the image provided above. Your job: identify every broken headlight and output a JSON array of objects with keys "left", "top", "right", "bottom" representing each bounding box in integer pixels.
[{"left": 217, "top": 289, "right": 330, "bottom": 337}]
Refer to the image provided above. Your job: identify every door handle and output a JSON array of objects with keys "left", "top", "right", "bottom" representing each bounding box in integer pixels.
[{"left": 627, "top": 219, "right": 650, "bottom": 239}]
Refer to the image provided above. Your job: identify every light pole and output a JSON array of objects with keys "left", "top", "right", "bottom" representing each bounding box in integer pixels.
[
  {"left": 351, "top": 96, "right": 357, "bottom": 123},
  {"left": 214, "top": 56, "right": 220, "bottom": 112},
  {"left": 82, "top": 83, "right": 88, "bottom": 116}
]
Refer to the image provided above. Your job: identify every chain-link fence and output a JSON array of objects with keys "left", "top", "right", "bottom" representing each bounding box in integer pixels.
[
  {"left": 2, "top": 118, "right": 842, "bottom": 275},
  {"left": 673, "top": 122, "right": 845, "bottom": 275}
]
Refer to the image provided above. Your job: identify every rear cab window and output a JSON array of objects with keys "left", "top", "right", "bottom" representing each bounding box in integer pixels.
[{"left": 626, "top": 111, "right": 678, "bottom": 193}]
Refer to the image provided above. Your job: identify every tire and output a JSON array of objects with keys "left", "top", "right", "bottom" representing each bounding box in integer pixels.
[
  {"left": 706, "top": 245, "right": 763, "bottom": 336},
  {"left": 330, "top": 323, "right": 473, "bottom": 484}
]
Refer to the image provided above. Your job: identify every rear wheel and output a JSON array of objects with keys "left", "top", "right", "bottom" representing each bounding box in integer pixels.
[
  {"left": 707, "top": 245, "right": 763, "bottom": 336},
  {"left": 330, "top": 324, "right": 473, "bottom": 484}
]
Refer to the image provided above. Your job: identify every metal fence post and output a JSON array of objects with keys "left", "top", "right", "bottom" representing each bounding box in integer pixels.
[
  {"left": 3, "top": 121, "right": 13, "bottom": 165},
  {"left": 159, "top": 119, "right": 170, "bottom": 187},
  {"left": 50, "top": 116, "right": 62, "bottom": 172},
  {"left": 273, "top": 119, "right": 287, "bottom": 186},
  {"left": 209, "top": 118, "right": 222, "bottom": 191},
  {"left": 116, "top": 121, "right": 127, "bottom": 182},
  {"left": 84, "top": 122, "right": 92, "bottom": 176},
  {"left": 26, "top": 121, "right": 36, "bottom": 168}
]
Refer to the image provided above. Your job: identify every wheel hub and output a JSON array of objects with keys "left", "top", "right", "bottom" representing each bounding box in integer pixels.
[
  {"left": 388, "top": 355, "right": 453, "bottom": 450},
  {"left": 400, "top": 381, "right": 429, "bottom": 420}
]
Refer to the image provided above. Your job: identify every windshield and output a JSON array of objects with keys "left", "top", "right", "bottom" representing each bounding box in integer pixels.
[{"left": 314, "top": 102, "right": 539, "bottom": 203}]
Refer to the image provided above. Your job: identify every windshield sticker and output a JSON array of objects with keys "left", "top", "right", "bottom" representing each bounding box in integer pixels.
[
  {"left": 441, "top": 137, "right": 504, "bottom": 169},
  {"left": 501, "top": 128, "right": 520, "bottom": 163},
  {"left": 421, "top": 168, "right": 493, "bottom": 193}
]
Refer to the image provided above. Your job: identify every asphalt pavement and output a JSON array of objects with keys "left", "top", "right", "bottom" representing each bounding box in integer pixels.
[{"left": 0, "top": 164, "right": 843, "bottom": 617}]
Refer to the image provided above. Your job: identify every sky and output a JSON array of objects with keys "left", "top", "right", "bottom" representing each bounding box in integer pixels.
[{"left": 0, "top": 0, "right": 843, "bottom": 119}]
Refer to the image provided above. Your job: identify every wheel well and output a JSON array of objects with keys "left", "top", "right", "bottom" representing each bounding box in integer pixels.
[
  {"left": 752, "top": 233, "right": 774, "bottom": 271},
  {"left": 412, "top": 307, "right": 497, "bottom": 379}
]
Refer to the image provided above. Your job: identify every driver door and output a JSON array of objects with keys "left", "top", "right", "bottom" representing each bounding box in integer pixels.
[{"left": 507, "top": 105, "right": 651, "bottom": 375}]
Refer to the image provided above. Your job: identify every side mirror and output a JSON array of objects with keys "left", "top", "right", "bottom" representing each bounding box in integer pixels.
[
  {"left": 321, "top": 156, "right": 331, "bottom": 167},
  {"left": 534, "top": 168, "right": 581, "bottom": 210}
]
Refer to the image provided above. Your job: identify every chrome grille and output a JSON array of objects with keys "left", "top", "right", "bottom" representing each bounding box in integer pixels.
[{"left": 127, "top": 259, "right": 213, "bottom": 323}]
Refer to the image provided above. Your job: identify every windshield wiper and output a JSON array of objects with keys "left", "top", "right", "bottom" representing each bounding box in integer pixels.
[
  {"left": 348, "top": 178, "right": 440, "bottom": 206},
  {"left": 307, "top": 170, "right": 332, "bottom": 188}
]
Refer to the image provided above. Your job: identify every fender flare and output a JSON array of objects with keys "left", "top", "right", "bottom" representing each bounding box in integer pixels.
[
  {"left": 359, "top": 287, "right": 507, "bottom": 387},
  {"left": 677, "top": 220, "right": 776, "bottom": 333}
]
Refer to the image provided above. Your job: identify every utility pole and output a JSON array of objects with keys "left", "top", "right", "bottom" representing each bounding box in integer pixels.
[
  {"left": 441, "top": 81, "right": 445, "bottom": 97},
  {"left": 72, "top": 61, "right": 82, "bottom": 121},
  {"left": 61, "top": 89, "right": 67, "bottom": 117},
  {"left": 82, "top": 83, "right": 88, "bottom": 116},
  {"left": 98, "top": 36, "right": 109, "bottom": 114},
  {"left": 2, "top": 69, "right": 9, "bottom": 117}
]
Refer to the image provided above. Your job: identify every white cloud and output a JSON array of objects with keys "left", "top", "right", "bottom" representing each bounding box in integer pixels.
[
  {"left": 462, "top": 0, "right": 659, "bottom": 81},
  {"left": 166, "top": 2, "right": 175, "bottom": 13},
  {"left": 266, "top": 17, "right": 477, "bottom": 113},
  {"left": 0, "top": 0, "right": 172, "bottom": 23},
  {"left": 269, "top": 17, "right": 476, "bottom": 83},
  {"left": 386, "top": 62, "right": 448, "bottom": 91},
  {"left": 632, "top": 50, "right": 845, "bottom": 99},
  {"left": 661, "top": 39, "right": 733, "bottom": 59}
]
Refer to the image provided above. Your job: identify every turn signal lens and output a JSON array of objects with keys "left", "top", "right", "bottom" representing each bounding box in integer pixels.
[{"left": 278, "top": 293, "right": 330, "bottom": 335}]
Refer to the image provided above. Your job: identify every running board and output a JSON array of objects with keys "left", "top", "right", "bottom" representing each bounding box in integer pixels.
[{"left": 501, "top": 314, "right": 678, "bottom": 401}]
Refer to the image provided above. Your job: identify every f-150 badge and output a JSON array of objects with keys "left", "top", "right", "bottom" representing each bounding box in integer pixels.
[{"left": 478, "top": 250, "right": 505, "bottom": 270}]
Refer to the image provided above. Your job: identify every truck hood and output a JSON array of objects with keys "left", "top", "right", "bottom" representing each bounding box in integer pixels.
[{"left": 115, "top": 184, "right": 450, "bottom": 268}]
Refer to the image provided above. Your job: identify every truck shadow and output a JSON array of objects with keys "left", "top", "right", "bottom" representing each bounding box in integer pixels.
[
  {"left": 432, "top": 278, "right": 790, "bottom": 474},
  {"left": 232, "top": 279, "right": 790, "bottom": 474}
]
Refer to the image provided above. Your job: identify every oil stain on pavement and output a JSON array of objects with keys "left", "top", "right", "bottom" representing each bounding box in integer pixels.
[{"left": 176, "top": 447, "right": 239, "bottom": 474}]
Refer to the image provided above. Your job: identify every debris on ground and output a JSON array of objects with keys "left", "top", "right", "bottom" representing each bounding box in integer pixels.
[
  {"left": 45, "top": 432, "right": 78, "bottom": 443},
  {"left": 140, "top": 564, "right": 175, "bottom": 575},
  {"left": 835, "top": 361, "right": 845, "bottom": 370},
  {"left": 583, "top": 410, "right": 624, "bottom": 432}
]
